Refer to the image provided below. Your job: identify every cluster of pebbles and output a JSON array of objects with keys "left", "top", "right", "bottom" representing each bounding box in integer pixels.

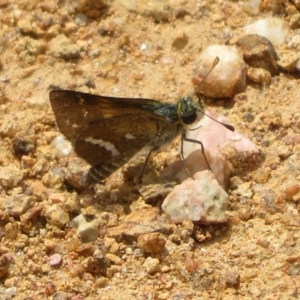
[{"left": 0, "top": 0, "right": 300, "bottom": 299}]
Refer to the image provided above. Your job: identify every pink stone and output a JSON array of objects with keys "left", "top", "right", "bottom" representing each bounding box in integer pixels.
[
  {"left": 162, "top": 170, "right": 228, "bottom": 224},
  {"left": 49, "top": 253, "right": 62, "bottom": 267},
  {"left": 162, "top": 108, "right": 260, "bottom": 189}
]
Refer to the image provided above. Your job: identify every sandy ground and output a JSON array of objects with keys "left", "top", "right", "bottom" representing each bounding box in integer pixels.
[{"left": 1, "top": 0, "right": 300, "bottom": 299}]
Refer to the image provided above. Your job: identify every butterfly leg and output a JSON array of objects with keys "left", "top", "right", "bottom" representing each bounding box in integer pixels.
[
  {"left": 138, "top": 146, "right": 159, "bottom": 184},
  {"left": 180, "top": 129, "right": 212, "bottom": 178}
]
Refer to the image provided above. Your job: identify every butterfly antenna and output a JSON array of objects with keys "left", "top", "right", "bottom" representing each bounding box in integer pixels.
[
  {"left": 201, "top": 56, "right": 220, "bottom": 84},
  {"left": 203, "top": 112, "right": 235, "bottom": 131}
]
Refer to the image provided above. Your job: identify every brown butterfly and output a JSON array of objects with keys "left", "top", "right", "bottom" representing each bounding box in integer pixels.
[{"left": 50, "top": 90, "right": 228, "bottom": 185}]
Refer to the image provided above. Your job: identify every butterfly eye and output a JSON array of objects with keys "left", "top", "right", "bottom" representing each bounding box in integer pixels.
[{"left": 181, "top": 110, "right": 197, "bottom": 125}]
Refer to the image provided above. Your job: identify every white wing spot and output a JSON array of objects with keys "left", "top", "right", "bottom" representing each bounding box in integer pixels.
[
  {"left": 71, "top": 123, "right": 79, "bottom": 128},
  {"left": 125, "top": 133, "right": 135, "bottom": 140},
  {"left": 85, "top": 137, "right": 120, "bottom": 156}
]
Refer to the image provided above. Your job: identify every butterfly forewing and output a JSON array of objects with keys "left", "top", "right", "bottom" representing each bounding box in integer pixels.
[{"left": 49, "top": 90, "right": 175, "bottom": 143}]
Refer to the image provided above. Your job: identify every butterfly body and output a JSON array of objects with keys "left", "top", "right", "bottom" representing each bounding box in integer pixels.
[{"left": 49, "top": 90, "right": 204, "bottom": 184}]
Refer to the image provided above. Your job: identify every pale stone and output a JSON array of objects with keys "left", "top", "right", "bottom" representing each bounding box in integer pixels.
[
  {"left": 192, "top": 45, "right": 247, "bottom": 98},
  {"left": 243, "top": 17, "right": 290, "bottom": 46},
  {"left": 162, "top": 170, "right": 228, "bottom": 224}
]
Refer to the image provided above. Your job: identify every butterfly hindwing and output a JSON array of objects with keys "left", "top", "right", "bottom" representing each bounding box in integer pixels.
[{"left": 74, "top": 114, "right": 162, "bottom": 167}]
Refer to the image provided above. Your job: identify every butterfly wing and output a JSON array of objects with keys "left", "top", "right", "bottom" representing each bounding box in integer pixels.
[
  {"left": 49, "top": 89, "right": 181, "bottom": 183},
  {"left": 74, "top": 114, "right": 161, "bottom": 166},
  {"left": 49, "top": 90, "right": 174, "bottom": 143}
]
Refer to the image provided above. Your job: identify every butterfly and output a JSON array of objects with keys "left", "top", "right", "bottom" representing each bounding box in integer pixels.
[{"left": 49, "top": 90, "right": 228, "bottom": 185}]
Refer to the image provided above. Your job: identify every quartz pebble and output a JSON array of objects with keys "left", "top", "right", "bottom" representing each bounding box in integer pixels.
[
  {"left": 162, "top": 170, "right": 228, "bottom": 224},
  {"left": 4, "top": 194, "right": 33, "bottom": 217},
  {"left": 243, "top": 17, "right": 290, "bottom": 46},
  {"left": 5, "top": 287, "right": 17, "bottom": 298},
  {"left": 45, "top": 204, "right": 70, "bottom": 228},
  {"left": 277, "top": 50, "right": 300, "bottom": 72},
  {"left": 51, "top": 135, "right": 72, "bottom": 158},
  {"left": 247, "top": 67, "right": 272, "bottom": 85},
  {"left": 0, "top": 164, "right": 23, "bottom": 187},
  {"left": 143, "top": 257, "right": 160, "bottom": 274},
  {"left": 192, "top": 45, "right": 247, "bottom": 98},
  {"left": 241, "top": 0, "right": 261, "bottom": 15},
  {"left": 72, "top": 214, "right": 99, "bottom": 242},
  {"left": 49, "top": 253, "right": 62, "bottom": 267}
]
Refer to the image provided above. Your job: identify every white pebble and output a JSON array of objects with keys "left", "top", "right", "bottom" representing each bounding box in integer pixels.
[
  {"left": 51, "top": 135, "right": 72, "bottom": 158},
  {"left": 5, "top": 287, "right": 17, "bottom": 297},
  {"left": 242, "top": 0, "right": 261, "bottom": 15},
  {"left": 243, "top": 17, "right": 290, "bottom": 45},
  {"left": 143, "top": 257, "right": 160, "bottom": 274}
]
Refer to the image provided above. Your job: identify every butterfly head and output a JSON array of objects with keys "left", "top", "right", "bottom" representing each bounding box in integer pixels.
[{"left": 177, "top": 95, "right": 204, "bottom": 125}]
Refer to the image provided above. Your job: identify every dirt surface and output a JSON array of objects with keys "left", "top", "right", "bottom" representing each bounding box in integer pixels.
[{"left": 1, "top": 0, "right": 300, "bottom": 299}]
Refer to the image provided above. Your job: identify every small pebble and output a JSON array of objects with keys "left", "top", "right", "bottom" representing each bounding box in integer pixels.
[
  {"left": 52, "top": 291, "right": 68, "bottom": 300},
  {"left": 172, "top": 32, "right": 188, "bottom": 50},
  {"left": 106, "top": 253, "right": 123, "bottom": 265},
  {"left": 277, "top": 49, "right": 300, "bottom": 72},
  {"left": 71, "top": 295, "right": 85, "bottom": 300},
  {"left": 106, "top": 207, "right": 169, "bottom": 240},
  {"left": 45, "top": 282, "right": 57, "bottom": 296},
  {"left": 5, "top": 194, "right": 33, "bottom": 217},
  {"left": 224, "top": 270, "right": 240, "bottom": 289},
  {"left": 285, "top": 182, "right": 300, "bottom": 201},
  {"left": 236, "top": 34, "right": 279, "bottom": 75},
  {"left": 45, "top": 204, "right": 70, "bottom": 228},
  {"left": 242, "top": 0, "right": 261, "bottom": 15},
  {"left": 5, "top": 287, "right": 17, "bottom": 298},
  {"left": 135, "top": 0, "right": 173, "bottom": 22},
  {"left": 163, "top": 109, "right": 259, "bottom": 188},
  {"left": 0, "top": 164, "right": 23, "bottom": 187},
  {"left": 12, "top": 130, "right": 36, "bottom": 155},
  {"left": 290, "top": 13, "right": 300, "bottom": 29},
  {"left": 143, "top": 257, "right": 160, "bottom": 274},
  {"left": 49, "top": 253, "right": 62, "bottom": 267},
  {"left": 184, "top": 254, "right": 198, "bottom": 272},
  {"left": 247, "top": 67, "right": 271, "bottom": 85},
  {"left": 0, "top": 254, "right": 12, "bottom": 279},
  {"left": 76, "top": 218, "right": 99, "bottom": 242},
  {"left": 51, "top": 135, "right": 72, "bottom": 158},
  {"left": 137, "top": 232, "right": 166, "bottom": 254}
]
